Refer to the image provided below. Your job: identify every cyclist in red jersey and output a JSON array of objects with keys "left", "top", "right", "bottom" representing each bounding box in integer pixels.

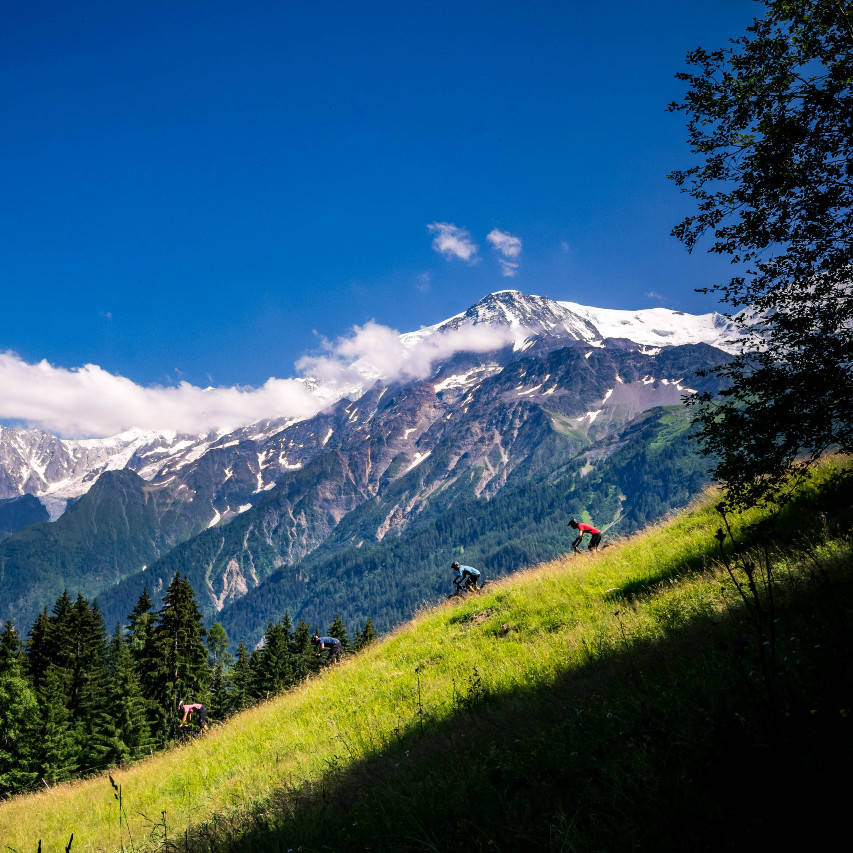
[{"left": 568, "top": 518, "right": 602, "bottom": 552}]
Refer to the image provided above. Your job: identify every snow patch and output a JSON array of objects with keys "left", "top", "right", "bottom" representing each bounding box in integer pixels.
[
  {"left": 405, "top": 451, "right": 431, "bottom": 473},
  {"left": 517, "top": 382, "right": 545, "bottom": 397}
]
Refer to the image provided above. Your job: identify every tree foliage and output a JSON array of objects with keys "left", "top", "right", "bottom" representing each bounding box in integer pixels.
[
  {"left": 669, "top": 0, "right": 853, "bottom": 507},
  {"left": 0, "top": 578, "right": 371, "bottom": 797}
]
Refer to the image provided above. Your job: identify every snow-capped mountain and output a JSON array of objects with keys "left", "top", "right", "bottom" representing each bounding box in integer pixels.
[
  {"left": 0, "top": 290, "right": 736, "bottom": 637},
  {"left": 406, "top": 290, "right": 738, "bottom": 350},
  {"left": 0, "top": 291, "right": 737, "bottom": 505},
  {"left": 0, "top": 425, "right": 216, "bottom": 501}
]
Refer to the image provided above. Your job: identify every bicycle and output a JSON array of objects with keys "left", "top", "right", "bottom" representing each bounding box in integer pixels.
[{"left": 446, "top": 579, "right": 489, "bottom": 600}]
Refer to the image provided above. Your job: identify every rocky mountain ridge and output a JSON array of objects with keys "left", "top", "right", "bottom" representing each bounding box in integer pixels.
[{"left": 0, "top": 291, "right": 735, "bottom": 504}]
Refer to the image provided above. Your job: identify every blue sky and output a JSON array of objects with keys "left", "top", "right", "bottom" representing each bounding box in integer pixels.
[{"left": 1, "top": 1, "right": 757, "bottom": 436}]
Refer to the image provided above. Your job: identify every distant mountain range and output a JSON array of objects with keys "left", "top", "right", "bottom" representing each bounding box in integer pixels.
[{"left": 0, "top": 291, "right": 734, "bottom": 642}]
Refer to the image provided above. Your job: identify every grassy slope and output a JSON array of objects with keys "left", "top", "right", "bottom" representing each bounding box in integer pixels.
[{"left": 2, "top": 463, "right": 852, "bottom": 852}]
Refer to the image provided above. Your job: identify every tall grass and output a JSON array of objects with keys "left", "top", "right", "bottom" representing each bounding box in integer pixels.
[{"left": 2, "top": 461, "right": 851, "bottom": 851}]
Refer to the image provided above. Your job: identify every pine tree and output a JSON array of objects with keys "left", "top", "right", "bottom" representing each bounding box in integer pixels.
[
  {"left": 207, "top": 623, "right": 233, "bottom": 721},
  {"left": 107, "top": 625, "right": 153, "bottom": 762},
  {"left": 126, "top": 586, "right": 155, "bottom": 669},
  {"left": 291, "top": 618, "right": 319, "bottom": 681},
  {"left": 33, "top": 664, "right": 79, "bottom": 786},
  {"left": 229, "top": 642, "right": 254, "bottom": 713},
  {"left": 208, "top": 660, "right": 230, "bottom": 722},
  {"left": 327, "top": 615, "right": 350, "bottom": 652},
  {"left": 354, "top": 618, "right": 377, "bottom": 651},
  {"left": 289, "top": 615, "right": 310, "bottom": 657},
  {"left": 71, "top": 600, "right": 120, "bottom": 774},
  {"left": 248, "top": 647, "right": 264, "bottom": 699},
  {"left": 151, "top": 574, "right": 209, "bottom": 740},
  {"left": 207, "top": 622, "right": 232, "bottom": 669},
  {"left": 254, "top": 620, "right": 294, "bottom": 697},
  {"left": 0, "top": 621, "right": 24, "bottom": 676},
  {"left": 46, "top": 589, "right": 75, "bottom": 669},
  {"left": 24, "top": 608, "right": 51, "bottom": 691},
  {"left": 0, "top": 643, "right": 39, "bottom": 796},
  {"left": 280, "top": 611, "right": 294, "bottom": 646},
  {"left": 126, "top": 587, "right": 165, "bottom": 742}
]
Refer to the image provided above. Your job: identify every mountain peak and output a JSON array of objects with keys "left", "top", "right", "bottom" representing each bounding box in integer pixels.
[{"left": 432, "top": 290, "right": 601, "bottom": 348}]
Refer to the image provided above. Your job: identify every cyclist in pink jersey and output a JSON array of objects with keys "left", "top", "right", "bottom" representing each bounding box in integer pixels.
[{"left": 568, "top": 518, "right": 602, "bottom": 552}]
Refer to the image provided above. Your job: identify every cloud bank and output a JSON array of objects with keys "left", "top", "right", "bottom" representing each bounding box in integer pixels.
[
  {"left": 0, "top": 352, "right": 321, "bottom": 438},
  {"left": 426, "top": 222, "right": 479, "bottom": 262},
  {"left": 0, "top": 319, "right": 519, "bottom": 438}
]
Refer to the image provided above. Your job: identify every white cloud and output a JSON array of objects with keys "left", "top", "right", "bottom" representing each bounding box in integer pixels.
[
  {"left": 296, "top": 320, "right": 517, "bottom": 389},
  {"left": 487, "top": 228, "right": 522, "bottom": 277},
  {"left": 0, "top": 317, "right": 521, "bottom": 438},
  {"left": 426, "top": 222, "right": 479, "bottom": 262},
  {"left": 496, "top": 259, "right": 519, "bottom": 277},
  {"left": 487, "top": 229, "right": 522, "bottom": 258},
  {"left": 0, "top": 351, "right": 320, "bottom": 438}
]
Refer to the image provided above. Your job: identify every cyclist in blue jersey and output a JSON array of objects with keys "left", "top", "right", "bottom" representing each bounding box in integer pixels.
[
  {"left": 312, "top": 634, "right": 342, "bottom": 664},
  {"left": 451, "top": 561, "right": 482, "bottom": 592}
]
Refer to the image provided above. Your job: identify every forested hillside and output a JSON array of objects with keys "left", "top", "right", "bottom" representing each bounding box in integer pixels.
[
  {"left": 205, "top": 405, "right": 709, "bottom": 644},
  {"left": 0, "top": 573, "right": 375, "bottom": 797}
]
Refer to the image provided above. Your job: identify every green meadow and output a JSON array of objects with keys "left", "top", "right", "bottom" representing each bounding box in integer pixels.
[{"left": 2, "top": 460, "right": 852, "bottom": 852}]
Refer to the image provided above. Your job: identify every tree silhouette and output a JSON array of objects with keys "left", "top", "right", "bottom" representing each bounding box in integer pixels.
[{"left": 669, "top": 0, "right": 853, "bottom": 506}]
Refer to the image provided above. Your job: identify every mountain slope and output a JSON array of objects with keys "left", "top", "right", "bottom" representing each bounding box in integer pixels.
[
  {"left": 3, "top": 463, "right": 850, "bottom": 851},
  {"left": 212, "top": 404, "right": 710, "bottom": 645},
  {"left": 0, "top": 494, "right": 48, "bottom": 542}
]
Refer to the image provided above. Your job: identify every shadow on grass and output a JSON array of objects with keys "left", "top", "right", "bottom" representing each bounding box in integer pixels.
[{"left": 170, "top": 548, "right": 853, "bottom": 853}]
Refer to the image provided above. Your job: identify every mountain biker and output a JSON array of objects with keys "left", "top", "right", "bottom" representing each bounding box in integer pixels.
[
  {"left": 451, "top": 561, "right": 481, "bottom": 592},
  {"left": 312, "top": 634, "right": 342, "bottom": 664},
  {"left": 568, "top": 518, "right": 602, "bottom": 552},
  {"left": 178, "top": 699, "right": 209, "bottom": 731}
]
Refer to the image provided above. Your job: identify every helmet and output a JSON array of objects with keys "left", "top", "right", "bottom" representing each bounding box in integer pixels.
[
  {"left": 451, "top": 561, "right": 460, "bottom": 569},
  {"left": 568, "top": 518, "right": 578, "bottom": 527},
  {"left": 312, "top": 634, "right": 320, "bottom": 643}
]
